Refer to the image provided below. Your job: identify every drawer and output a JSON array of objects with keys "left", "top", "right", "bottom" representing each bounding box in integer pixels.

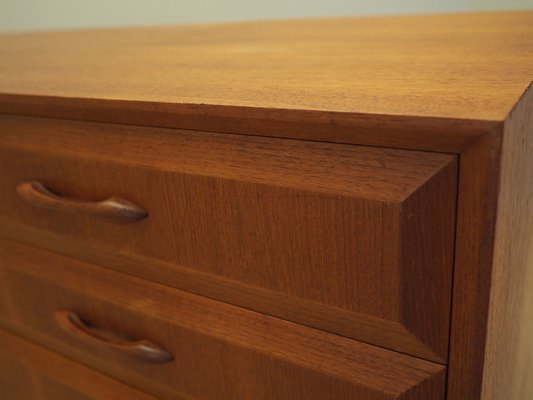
[
  {"left": 0, "top": 115, "right": 457, "bottom": 362},
  {"left": 0, "top": 238, "right": 446, "bottom": 400},
  {"left": 0, "top": 327, "right": 155, "bottom": 400}
]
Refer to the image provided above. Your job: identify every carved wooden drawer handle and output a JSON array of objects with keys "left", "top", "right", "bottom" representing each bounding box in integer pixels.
[
  {"left": 17, "top": 181, "right": 147, "bottom": 224},
  {"left": 54, "top": 310, "right": 174, "bottom": 364}
]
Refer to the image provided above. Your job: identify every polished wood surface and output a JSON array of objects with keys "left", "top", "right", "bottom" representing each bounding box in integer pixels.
[
  {"left": 0, "top": 238, "right": 446, "bottom": 400},
  {"left": 0, "top": 12, "right": 532, "bottom": 128},
  {"left": 0, "top": 115, "right": 457, "bottom": 362},
  {"left": 480, "top": 76, "right": 533, "bottom": 400},
  {"left": 0, "top": 13, "right": 531, "bottom": 154},
  {"left": 446, "top": 130, "right": 500, "bottom": 400},
  {"left": 0, "top": 327, "right": 156, "bottom": 400},
  {"left": 54, "top": 310, "right": 174, "bottom": 364},
  {"left": 0, "top": 12, "right": 531, "bottom": 400},
  {"left": 17, "top": 181, "right": 148, "bottom": 224},
  {"left": 445, "top": 69, "right": 533, "bottom": 400}
]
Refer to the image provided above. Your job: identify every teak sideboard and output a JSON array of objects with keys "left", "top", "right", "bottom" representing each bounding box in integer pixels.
[{"left": 0, "top": 11, "right": 531, "bottom": 400}]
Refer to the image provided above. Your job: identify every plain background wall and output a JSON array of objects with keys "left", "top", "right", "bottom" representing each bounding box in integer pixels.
[{"left": 0, "top": 0, "right": 532, "bottom": 32}]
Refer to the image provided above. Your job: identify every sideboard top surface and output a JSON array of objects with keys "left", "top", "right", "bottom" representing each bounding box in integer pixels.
[{"left": 0, "top": 11, "right": 532, "bottom": 130}]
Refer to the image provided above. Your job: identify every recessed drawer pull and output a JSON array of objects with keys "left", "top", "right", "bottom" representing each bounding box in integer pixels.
[
  {"left": 53, "top": 310, "right": 174, "bottom": 364},
  {"left": 17, "top": 181, "right": 147, "bottom": 224}
]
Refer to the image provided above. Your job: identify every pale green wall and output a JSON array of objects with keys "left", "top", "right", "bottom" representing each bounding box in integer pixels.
[{"left": 0, "top": 0, "right": 532, "bottom": 32}]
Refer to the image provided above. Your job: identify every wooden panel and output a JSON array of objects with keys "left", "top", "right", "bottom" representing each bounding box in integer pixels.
[
  {"left": 0, "top": 14, "right": 531, "bottom": 154},
  {"left": 0, "top": 12, "right": 532, "bottom": 128},
  {"left": 446, "top": 84, "right": 533, "bottom": 399},
  {"left": 0, "top": 238, "right": 446, "bottom": 400},
  {"left": 0, "top": 327, "right": 156, "bottom": 400},
  {"left": 0, "top": 12, "right": 530, "bottom": 400},
  {"left": 0, "top": 115, "right": 457, "bottom": 362},
  {"left": 0, "top": 94, "right": 494, "bottom": 154},
  {"left": 480, "top": 77, "right": 533, "bottom": 399},
  {"left": 446, "top": 133, "right": 500, "bottom": 400}
]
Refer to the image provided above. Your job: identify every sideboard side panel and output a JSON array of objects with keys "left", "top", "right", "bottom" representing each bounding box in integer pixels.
[{"left": 481, "top": 84, "right": 533, "bottom": 400}]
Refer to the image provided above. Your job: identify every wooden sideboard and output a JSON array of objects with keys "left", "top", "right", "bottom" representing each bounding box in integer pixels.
[{"left": 0, "top": 11, "right": 531, "bottom": 400}]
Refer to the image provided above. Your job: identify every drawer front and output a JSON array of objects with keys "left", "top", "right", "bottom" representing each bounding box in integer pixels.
[
  {"left": 0, "top": 327, "right": 155, "bottom": 400},
  {"left": 0, "top": 115, "right": 457, "bottom": 361},
  {"left": 0, "top": 238, "right": 445, "bottom": 400}
]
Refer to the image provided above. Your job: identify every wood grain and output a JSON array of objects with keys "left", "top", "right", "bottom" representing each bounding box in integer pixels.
[
  {"left": 0, "top": 12, "right": 531, "bottom": 400},
  {"left": 0, "top": 13, "right": 531, "bottom": 154},
  {"left": 480, "top": 81, "right": 533, "bottom": 399},
  {"left": 0, "top": 12, "right": 532, "bottom": 129},
  {"left": 0, "top": 115, "right": 457, "bottom": 362},
  {"left": 446, "top": 132, "right": 501, "bottom": 400},
  {"left": 0, "top": 93, "right": 493, "bottom": 153},
  {"left": 0, "top": 327, "right": 156, "bottom": 400},
  {"left": 446, "top": 84, "right": 533, "bottom": 399},
  {"left": 0, "top": 238, "right": 446, "bottom": 400},
  {"left": 17, "top": 181, "right": 148, "bottom": 224},
  {"left": 53, "top": 310, "right": 174, "bottom": 364}
]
